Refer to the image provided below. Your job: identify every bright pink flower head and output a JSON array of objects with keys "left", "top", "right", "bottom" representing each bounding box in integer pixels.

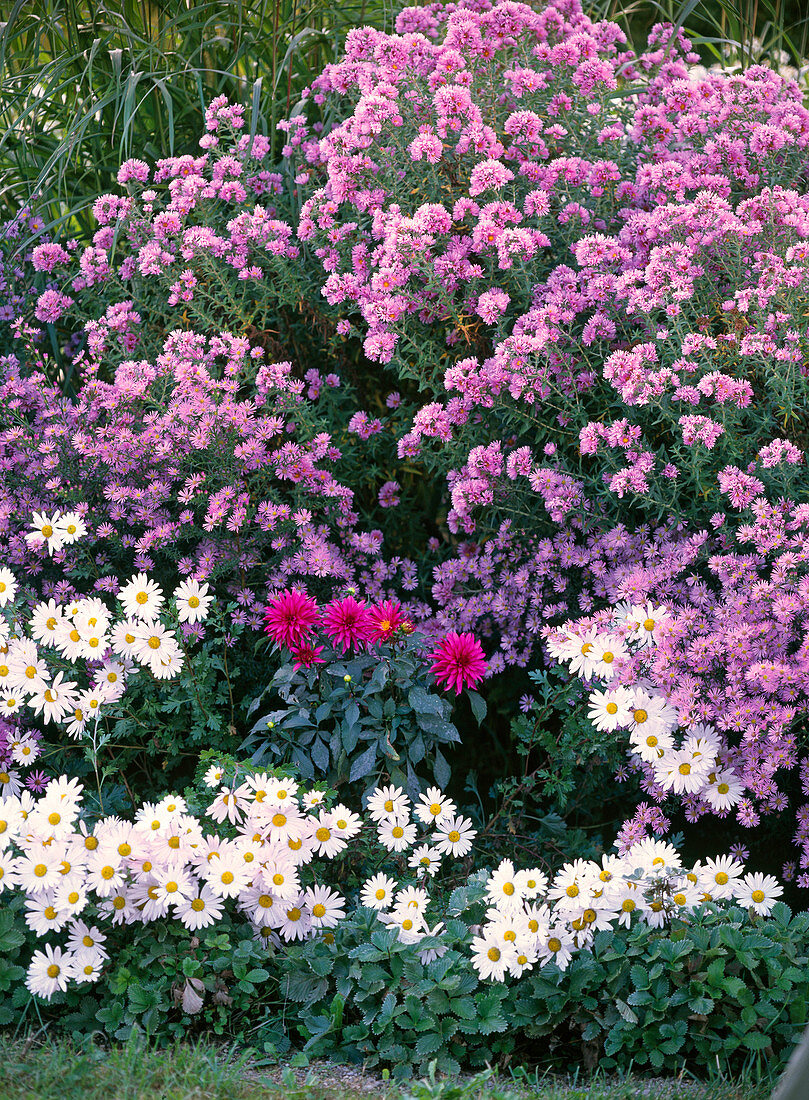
[
  {"left": 290, "top": 641, "right": 326, "bottom": 671},
  {"left": 263, "top": 589, "right": 320, "bottom": 648},
  {"left": 322, "top": 595, "right": 375, "bottom": 652},
  {"left": 429, "top": 631, "right": 487, "bottom": 695},
  {"left": 367, "top": 599, "right": 404, "bottom": 643}
]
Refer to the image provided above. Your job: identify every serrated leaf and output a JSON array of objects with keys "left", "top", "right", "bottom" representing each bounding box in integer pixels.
[{"left": 415, "top": 1031, "right": 443, "bottom": 1057}]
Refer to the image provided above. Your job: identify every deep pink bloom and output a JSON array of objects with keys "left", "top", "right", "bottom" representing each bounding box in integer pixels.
[
  {"left": 290, "top": 642, "right": 326, "bottom": 671},
  {"left": 429, "top": 631, "right": 487, "bottom": 694},
  {"left": 263, "top": 589, "right": 320, "bottom": 648},
  {"left": 321, "top": 595, "right": 374, "bottom": 651},
  {"left": 367, "top": 599, "right": 404, "bottom": 643}
]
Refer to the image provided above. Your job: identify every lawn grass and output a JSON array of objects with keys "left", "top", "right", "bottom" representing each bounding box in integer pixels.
[{"left": 0, "top": 1035, "right": 772, "bottom": 1100}]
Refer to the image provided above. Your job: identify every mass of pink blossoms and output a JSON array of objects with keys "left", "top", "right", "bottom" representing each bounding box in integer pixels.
[{"left": 7, "top": 0, "right": 809, "bottom": 887}]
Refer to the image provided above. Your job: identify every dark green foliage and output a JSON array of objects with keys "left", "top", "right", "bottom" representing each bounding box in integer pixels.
[{"left": 244, "top": 634, "right": 464, "bottom": 798}]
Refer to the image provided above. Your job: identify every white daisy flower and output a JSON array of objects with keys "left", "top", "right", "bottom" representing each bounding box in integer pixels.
[
  {"left": 174, "top": 579, "right": 213, "bottom": 624},
  {"left": 119, "top": 573, "right": 165, "bottom": 622}
]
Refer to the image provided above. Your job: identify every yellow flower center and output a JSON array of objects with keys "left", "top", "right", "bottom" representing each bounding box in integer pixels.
[
  {"left": 147, "top": 636, "right": 161, "bottom": 650},
  {"left": 679, "top": 763, "right": 691, "bottom": 775},
  {"left": 287, "top": 907, "right": 301, "bottom": 921},
  {"left": 272, "top": 873, "right": 284, "bottom": 886},
  {"left": 503, "top": 882, "right": 515, "bottom": 896},
  {"left": 644, "top": 618, "right": 656, "bottom": 632},
  {"left": 392, "top": 826, "right": 404, "bottom": 839},
  {"left": 165, "top": 881, "right": 178, "bottom": 894},
  {"left": 751, "top": 890, "right": 765, "bottom": 904},
  {"left": 68, "top": 891, "right": 79, "bottom": 904},
  {"left": 718, "top": 783, "right": 729, "bottom": 794},
  {"left": 503, "top": 929, "right": 517, "bottom": 942},
  {"left": 48, "top": 812, "right": 61, "bottom": 825},
  {"left": 189, "top": 898, "right": 205, "bottom": 911},
  {"left": 85, "top": 836, "right": 98, "bottom": 850},
  {"left": 44, "top": 906, "right": 57, "bottom": 920},
  {"left": 259, "top": 895, "right": 273, "bottom": 908},
  {"left": 273, "top": 813, "right": 287, "bottom": 827},
  {"left": 375, "top": 888, "right": 386, "bottom": 900},
  {"left": 384, "top": 799, "right": 394, "bottom": 812},
  {"left": 316, "top": 827, "right": 330, "bottom": 842},
  {"left": 313, "top": 903, "right": 326, "bottom": 918},
  {"left": 113, "top": 896, "right": 126, "bottom": 910},
  {"left": 548, "top": 937, "right": 562, "bottom": 952},
  {"left": 634, "top": 709, "right": 647, "bottom": 724},
  {"left": 100, "top": 866, "right": 115, "bottom": 880},
  {"left": 34, "top": 864, "right": 48, "bottom": 877},
  {"left": 46, "top": 617, "right": 57, "bottom": 630},
  {"left": 188, "top": 596, "right": 200, "bottom": 608},
  {"left": 715, "top": 871, "right": 729, "bottom": 885},
  {"left": 448, "top": 830, "right": 461, "bottom": 843},
  {"left": 602, "top": 651, "right": 614, "bottom": 663},
  {"left": 566, "top": 884, "right": 579, "bottom": 898},
  {"left": 221, "top": 871, "right": 234, "bottom": 885},
  {"left": 41, "top": 525, "right": 53, "bottom": 538},
  {"left": 69, "top": 629, "right": 80, "bottom": 642},
  {"left": 46, "top": 963, "right": 60, "bottom": 978},
  {"left": 25, "top": 665, "right": 37, "bottom": 679},
  {"left": 118, "top": 843, "right": 132, "bottom": 856},
  {"left": 44, "top": 689, "right": 57, "bottom": 702},
  {"left": 136, "top": 592, "right": 149, "bottom": 605},
  {"left": 487, "top": 946, "right": 501, "bottom": 961},
  {"left": 82, "top": 934, "right": 94, "bottom": 947},
  {"left": 606, "top": 702, "right": 618, "bottom": 714},
  {"left": 583, "top": 908, "right": 597, "bottom": 923}
]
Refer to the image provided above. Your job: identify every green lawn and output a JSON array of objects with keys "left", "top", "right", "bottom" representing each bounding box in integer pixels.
[{"left": 0, "top": 1037, "right": 770, "bottom": 1100}]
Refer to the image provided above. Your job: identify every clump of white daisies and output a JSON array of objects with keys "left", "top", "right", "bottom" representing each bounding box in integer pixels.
[
  {"left": 471, "top": 842, "right": 783, "bottom": 981},
  {"left": 544, "top": 601, "right": 744, "bottom": 812},
  {"left": 0, "top": 762, "right": 783, "bottom": 1002},
  {"left": 0, "top": 768, "right": 478, "bottom": 1002},
  {"left": 0, "top": 511, "right": 213, "bottom": 788}
]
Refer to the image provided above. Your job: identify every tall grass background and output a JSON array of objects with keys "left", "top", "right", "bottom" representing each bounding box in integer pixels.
[{"left": 0, "top": 0, "right": 807, "bottom": 246}]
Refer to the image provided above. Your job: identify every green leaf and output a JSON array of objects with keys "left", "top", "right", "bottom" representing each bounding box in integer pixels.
[
  {"left": 407, "top": 686, "right": 444, "bottom": 715},
  {"left": 349, "top": 742, "right": 378, "bottom": 782},
  {"left": 466, "top": 689, "right": 487, "bottom": 723},
  {"left": 433, "top": 747, "right": 451, "bottom": 789}
]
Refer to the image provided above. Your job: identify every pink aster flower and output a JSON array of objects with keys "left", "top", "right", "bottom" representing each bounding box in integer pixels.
[
  {"left": 429, "top": 631, "right": 487, "bottom": 694},
  {"left": 321, "top": 595, "right": 374, "bottom": 651},
  {"left": 263, "top": 589, "right": 320, "bottom": 648}
]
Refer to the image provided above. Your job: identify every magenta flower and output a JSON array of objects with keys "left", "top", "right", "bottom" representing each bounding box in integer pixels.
[
  {"left": 367, "top": 599, "right": 404, "bottom": 643},
  {"left": 290, "top": 642, "right": 326, "bottom": 671},
  {"left": 263, "top": 589, "right": 320, "bottom": 648},
  {"left": 321, "top": 595, "right": 374, "bottom": 651},
  {"left": 429, "top": 631, "right": 487, "bottom": 695}
]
